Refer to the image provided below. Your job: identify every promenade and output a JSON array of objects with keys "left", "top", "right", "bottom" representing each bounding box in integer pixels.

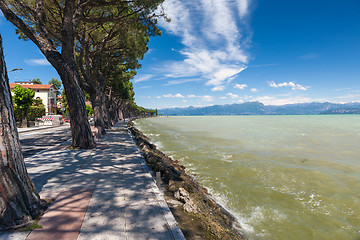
[{"left": 1, "top": 122, "right": 185, "bottom": 240}]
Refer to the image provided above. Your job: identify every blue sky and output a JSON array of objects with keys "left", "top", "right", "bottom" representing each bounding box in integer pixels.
[{"left": 1, "top": 1, "right": 360, "bottom": 109}]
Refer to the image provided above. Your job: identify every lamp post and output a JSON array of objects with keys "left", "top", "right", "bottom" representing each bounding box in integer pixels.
[
  {"left": 7, "top": 68, "right": 23, "bottom": 72},
  {"left": 7, "top": 68, "right": 23, "bottom": 82},
  {"left": 48, "top": 96, "right": 53, "bottom": 115}
]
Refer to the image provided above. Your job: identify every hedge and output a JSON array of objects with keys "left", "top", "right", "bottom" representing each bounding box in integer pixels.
[{"left": 14, "top": 106, "right": 46, "bottom": 122}]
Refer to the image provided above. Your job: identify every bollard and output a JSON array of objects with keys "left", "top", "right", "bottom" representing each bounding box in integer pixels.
[{"left": 156, "top": 172, "right": 161, "bottom": 188}]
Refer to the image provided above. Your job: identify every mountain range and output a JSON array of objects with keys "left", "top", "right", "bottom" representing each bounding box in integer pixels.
[{"left": 158, "top": 102, "right": 360, "bottom": 116}]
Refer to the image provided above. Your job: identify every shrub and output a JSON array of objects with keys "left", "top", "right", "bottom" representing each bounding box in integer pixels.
[
  {"left": 13, "top": 106, "right": 46, "bottom": 122},
  {"left": 28, "top": 106, "right": 46, "bottom": 121}
]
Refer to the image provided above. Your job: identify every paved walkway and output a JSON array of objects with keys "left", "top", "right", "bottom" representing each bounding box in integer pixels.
[{"left": 0, "top": 122, "right": 185, "bottom": 240}]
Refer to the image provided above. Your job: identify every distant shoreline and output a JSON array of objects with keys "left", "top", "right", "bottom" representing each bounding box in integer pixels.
[{"left": 158, "top": 101, "right": 360, "bottom": 116}]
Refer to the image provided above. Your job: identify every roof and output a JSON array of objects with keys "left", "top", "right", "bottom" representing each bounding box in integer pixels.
[{"left": 9, "top": 83, "right": 58, "bottom": 91}]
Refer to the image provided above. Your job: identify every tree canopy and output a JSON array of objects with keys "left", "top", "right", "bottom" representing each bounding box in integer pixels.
[
  {"left": 31, "top": 78, "right": 42, "bottom": 84},
  {"left": 11, "top": 85, "right": 34, "bottom": 111},
  {"left": 0, "top": 0, "right": 165, "bottom": 148},
  {"left": 49, "top": 78, "right": 61, "bottom": 90}
]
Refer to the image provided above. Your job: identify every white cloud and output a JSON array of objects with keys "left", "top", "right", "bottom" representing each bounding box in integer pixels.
[
  {"left": 25, "top": 58, "right": 51, "bottom": 66},
  {"left": 250, "top": 88, "right": 259, "bottom": 92},
  {"left": 162, "top": 93, "right": 185, "bottom": 98},
  {"left": 268, "top": 81, "right": 310, "bottom": 91},
  {"left": 237, "top": 0, "right": 249, "bottom": 18},
  {"left": 184, "top": 94, "right": 226, "bottom": 102},
  {"left": 252, "top": 96, "right": 312, "bottom": 105},
  {"left": 200, "top": 95, "right": 216, "bottom": 102},
  {"left": 234, "top": 83, "right": 248, "bottom": 90},
  {"left": 134, "top": 74, "right": 155, "bottom": 83},
  {"left": 164, "top": 78, "right": 202, "bottom": 86},
  {"left": 211, "top": 85, "right": 225, "bottom": 92},
  {"left": 227, "top": 93, "right": 240, "bottom": 99},
  {"left": 137, "top": 86, "right": 151, "bottom": 89},
  {"left": 156, "top": 0, "right": 250, "bottom": 88}
]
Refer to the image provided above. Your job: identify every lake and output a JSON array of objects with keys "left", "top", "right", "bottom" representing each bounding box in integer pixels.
[{"left": 135, "top": 115, "right": 360, "bottom": 240}]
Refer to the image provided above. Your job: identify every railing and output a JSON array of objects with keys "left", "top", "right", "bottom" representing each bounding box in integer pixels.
[{"left": 36, "top": 118, "right": 54, "bottom": 126}]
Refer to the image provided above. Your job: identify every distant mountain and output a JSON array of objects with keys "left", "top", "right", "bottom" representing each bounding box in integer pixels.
[
  {"left": 321, "top": 108, "right": 360, "bottom": 114},
  {"left": 158, "top": 102, "right": 360, "bottom": 116}
]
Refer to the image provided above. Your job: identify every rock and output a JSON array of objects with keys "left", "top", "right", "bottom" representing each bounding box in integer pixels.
[
  {"left": 174, "top": 188, "right": 190, "bottom": 203},
  {"left": 174, "top": 188, "right": 198, "bottom": 213},
  {"left": 183, "top": 199, "right": 197, "bottom": 213},
  {"left": 167, "top": 199, "right": 183, "bottom": 208}
]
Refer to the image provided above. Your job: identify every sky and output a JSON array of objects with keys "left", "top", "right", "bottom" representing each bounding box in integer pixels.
[{"left": 1, "top": 1, "right": 360, "bottom": 109}]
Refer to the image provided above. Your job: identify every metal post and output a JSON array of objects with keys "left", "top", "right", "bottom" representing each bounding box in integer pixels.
[{"left": 156, "top": 172, "right": 161, "bottom": 188}]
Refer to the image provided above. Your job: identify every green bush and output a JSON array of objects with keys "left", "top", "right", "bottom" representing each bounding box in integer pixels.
[
  {"left": 13, "top": 105, "right": 46, "bottom": 122},
  {"left": 13, "top": 105, "right": 22, "bottom": 122},
  {"left": 28, "top": 106, "right": 46, "bottom": 121}
]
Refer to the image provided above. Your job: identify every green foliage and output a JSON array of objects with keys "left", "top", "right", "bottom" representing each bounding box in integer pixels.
[
  {"left": 14, "top": 106, "right": 45, "bottom": 122},
  {"left": 60, "top": 91, "right": 69, "bottom": 114},
  {"left": 12, "top": 85, "right": 34, "bottom": 110},
  {"left": 49, "top": 78, "right": 61, "bottom": 90},
  {"left": 128, "top": 102, "right": 156, "bottom": 116},
  {"left": 19, "top": 220, "right": 42, "bottom": 231},
  {"left": 86, "top": 105, "right": 93, "bottom": 116},
  {"left": 31, "top": 78, "right": 42, "bottom": 84},
  {"left": 29, "top": 107, "right": 46, "bottom": 121},
  {"left": 33, "top": 98, "right": 44, "bottom": 107}
]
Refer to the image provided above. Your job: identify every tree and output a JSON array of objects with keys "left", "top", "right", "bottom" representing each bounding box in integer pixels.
[
  {"left": 75, "top": 2, "right": 163, "bottom": 133},
  {"left": 0, "top": 35, "right": 43, "bottom": 230},
  {"left": 11, "top": 85, "right": 34, "bottom": 128},
  {"left": 0, "top": 0, "right": 164, "bottom": 148},
  {"left": 49, "top": 78, "right": 61, "bottom": 96},
  {"left": 0, "top": 1, "right": 95, "bottom": 149},
  {"left": 31, "top": 78, "right": 42, "bottom": 84}
]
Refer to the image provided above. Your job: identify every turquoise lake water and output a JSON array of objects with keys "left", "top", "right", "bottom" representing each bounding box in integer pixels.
[{"left": 135, "top": 115, "right": 360, "bottom": 240}]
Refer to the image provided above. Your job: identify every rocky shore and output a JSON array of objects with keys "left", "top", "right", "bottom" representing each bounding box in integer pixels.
[{"left": 128, "top": 121, "right": 245, "bottom": 240}]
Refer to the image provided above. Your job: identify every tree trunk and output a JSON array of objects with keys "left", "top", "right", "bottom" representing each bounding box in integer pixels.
[
  {"left": 89, "top": 90, "right": 106, "bottom": 135},
  {"left": 0, "top": 35, "right": 43, "bottom": 230},
  {"left": 21, "top": 109, "right": 27, "bottom": 128},
  {"left": 100, "top": 91, "right": 111, "bottom": 129}
]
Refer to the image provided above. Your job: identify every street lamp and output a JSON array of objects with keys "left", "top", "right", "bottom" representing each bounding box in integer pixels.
[
  {"left": 7, "top": 68, "right": 23, "bottom": 82},
  {"left": 48, "top": 97, "right": 53, "bottom": 115},
  {"left": 7, "top": 68, "right": 23, "bottom": 72}
]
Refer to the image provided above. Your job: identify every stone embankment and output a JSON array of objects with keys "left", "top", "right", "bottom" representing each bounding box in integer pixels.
[{"left": 129, "top": 122, "right": 245, "bottom": 240}]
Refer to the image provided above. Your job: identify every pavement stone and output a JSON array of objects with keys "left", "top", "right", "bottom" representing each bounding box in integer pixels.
[{"left": 1, "top": 122, "right": 185, "bottom": 240}]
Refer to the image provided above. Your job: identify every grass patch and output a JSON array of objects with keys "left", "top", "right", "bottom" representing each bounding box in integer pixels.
[{"left": 19, "top": 220, "right": 42, "bottom": 231}]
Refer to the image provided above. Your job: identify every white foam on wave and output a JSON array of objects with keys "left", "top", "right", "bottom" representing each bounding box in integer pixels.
[
  {"left": 205, "top": 186, "right": 273, "bottom": 239},
  {"left": 221, "top": 153, "right": 233, "bottom": 162}
]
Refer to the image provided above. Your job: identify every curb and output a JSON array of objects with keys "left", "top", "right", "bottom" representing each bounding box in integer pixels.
[{"left": 18, "top": 125, "right": 67, "bottom": 134}]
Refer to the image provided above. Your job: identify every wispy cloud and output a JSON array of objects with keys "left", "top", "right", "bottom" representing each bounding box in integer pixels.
[
  {"left": 25, "top": 58, "right": 51, "bottom": 66},
  {"left": 163, "top": 93, "right": 185, "bottom": 98},
  {"left": 157, "top": 0, "right": 251, "bottom": 89},
  {"left": 134, "top": 74, "right": 155, "bottom": 83},
  {"left": 137, "top": 86, "right": 152, "bottom": 89},
  {"left": 164, "top": 78, "right": 202, "bottom": 86},
  {"left": 268, "top": 81, "right": 310, "bottom": 91},
  {"left": 253, "top": 96, "right": 312, "bottom": 105},
  {"left": 248, "top": 63, "right": 279, "bottom": 68},
  {"left": 250, "top": 88, "right": 259, "bottom": 92}
]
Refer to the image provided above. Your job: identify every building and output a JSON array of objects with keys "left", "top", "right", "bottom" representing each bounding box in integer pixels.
[{"left": 9, "top": 81, "right": 58, "bottom": 115}]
